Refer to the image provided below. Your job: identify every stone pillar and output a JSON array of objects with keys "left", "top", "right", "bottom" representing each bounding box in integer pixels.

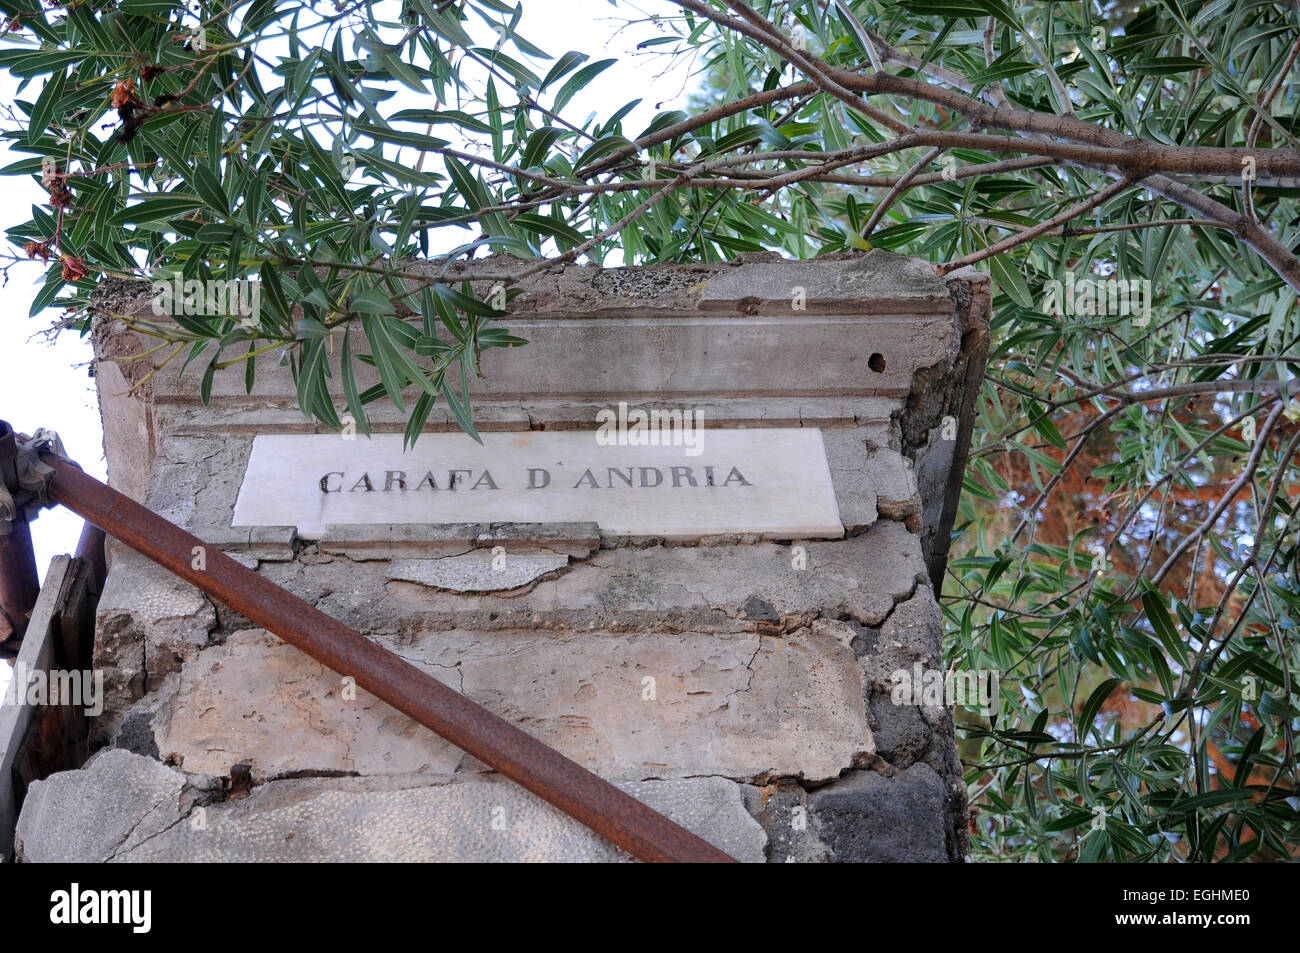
[{"left": 15, "top": 250, "right": 988, "bottom": 862}]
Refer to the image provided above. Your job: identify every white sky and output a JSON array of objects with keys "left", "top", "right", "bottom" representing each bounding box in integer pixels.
[{"left": 0, "top": 1, "right": 697, "bottom": 693}]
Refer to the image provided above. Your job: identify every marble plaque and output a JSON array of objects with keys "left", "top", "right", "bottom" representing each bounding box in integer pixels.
[{"left": 232, "top": 429, "right": 843, "bottom": 539}]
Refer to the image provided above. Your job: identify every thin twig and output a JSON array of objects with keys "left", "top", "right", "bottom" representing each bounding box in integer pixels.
[{"left": 938, "top": 177, "right": 1134, "bottom": 273}]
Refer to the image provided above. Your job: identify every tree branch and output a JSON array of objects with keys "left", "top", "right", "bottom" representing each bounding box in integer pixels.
[{"left": 938, "top": 176, "right": 1134, "bottom": 273}]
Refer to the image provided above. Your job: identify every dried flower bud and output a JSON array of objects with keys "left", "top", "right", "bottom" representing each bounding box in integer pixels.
[
  {"left": 110, "top": 78, "right": 137, "bottom": 111},
  {"left": 60, "top": 256, "right": 89, "bottom": 281},
  {"left": 23, "top": 241, "right": 51, "bottom": 264}
]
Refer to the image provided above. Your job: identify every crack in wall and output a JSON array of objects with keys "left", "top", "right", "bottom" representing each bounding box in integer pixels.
[{"left": 103, "top": 786, "right": 180, "bottom": 862}]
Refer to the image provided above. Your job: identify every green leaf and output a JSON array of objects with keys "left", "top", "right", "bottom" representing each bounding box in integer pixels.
[
  {"left": 899, "top": 1, "right": 1002, "bottom": 21},
  {"left": 520, "top": 125, "right": 563, "bottom": 172},
  {"left": 240, "top": 0, "right": 279, "bottom": 37},
  {"left": 552, "top": 58, "right": 616, "bottom": 113},
  {"left": 351, "top": 288, "right": 395, "bottom": 315},
  {"left": 1142, "top": 591, "right": 1188, "bottom": 668},
  {"left": 28, "top": 263, "right": 65, "bottom": 316},
  {"left": 189, "top": 163, "right": 229, "bottom": 216},
  {"left": 27, "top": 66, "right": 66, "bottom": 145},
  {"left": 1028, "top": 404, "right": 1067, "bottom": 450},
  {"left": 200, "top": 354, "right": 217, "bottom": 405},
  {"left": 1131, "top": 57, "right": 1211, "bottom": 75},
  {"left": 1232, "top": 727, "right": 1265, "bottom": 788},
  {"left": 433, "top": 281, "right": 501, "bottom": 318},
  {"left": 340, "top": 329, "right": 371, "bottom": 436},
  {"left": 470, "top": 48, "right": 540, "bottom": 88},
  {"left": 110, "top": 195, "right": 206, "bottom": 226},
  {"left": 485, "top": 79, "right": 503, "bottom": 159},
  {"left": 359, "top": 313, "right": 406, "bottom": 412},
  {"left": 575, "top": 134, "right": 635, "bottom": 171},
  {"left": 442, "top": 375, "right": 481, "bottom": 443},
  {"left": 1148, "top": 647, "right": 1175, "bottom": 699},
  {"left": 511, "top": 212, "right": 585, "bottom": 248},
  {"left": 381, "top": 52, "right": 427, "bottom": 95},
  {"left": 475, "top": 327, "right": 527, "bottom": 348},
  {"left": 386, "top": 108, "right": 495, "bottom": 133},
  {"left": 443, "top": 155, "right": 489, "bottom": 211},
  {"left": 414, "top": 2, "right": 473, "bottom": 45},
  {"left": 375, "top": 315, "right": 440, "bottom": 402},
  {"left": 539, "top": 50, "right": 588, "bottom": 91},
  {"left": 403, "top": 390, "right": 437, "bottom": 449},
  {"left": 119, "top": 0, "right": 180, "bottom": 14},
  {"left": 353, "top": 122, "right": 451, "bottom": 152},
  {"left": 1160, "top": 788, "right": 1258, "bottom": 818},
  {"left": 1078, "top": 678, "right": 1122, "bottom": 742},
  {"left": 988, "top": 254, "right": 1035, "bottom": 309}
]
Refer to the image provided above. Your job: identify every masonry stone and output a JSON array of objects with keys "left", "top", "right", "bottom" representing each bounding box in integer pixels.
[
  {"left": 809, "top": 763, "right": 950, "bottom": 863},
  {"left": 14, "top": 749, "right": 187, "bottom": 863},
  {"left": 16, "top": 753, "right": 767, "bottom": 863}
]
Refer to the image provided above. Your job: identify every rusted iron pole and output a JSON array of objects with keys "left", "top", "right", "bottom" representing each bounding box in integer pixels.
[
  {"left": 38, "top": 449, "right": 736, "bottom": 863},
  {"left": 0, "top": 519, "right": 38, "bottom": 648},
  {"left": 0, "top": 420, "right": 40, "bottom": 653}
]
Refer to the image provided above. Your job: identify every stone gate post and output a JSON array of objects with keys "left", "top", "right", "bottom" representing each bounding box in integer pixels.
[{"left": 14, "top": 250, "right": 989, "bottom": 862}]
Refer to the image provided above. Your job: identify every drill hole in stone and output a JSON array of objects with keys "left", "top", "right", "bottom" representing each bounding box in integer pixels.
[{"left": 868, "top": 352, "right": 886, "bottom": 373}]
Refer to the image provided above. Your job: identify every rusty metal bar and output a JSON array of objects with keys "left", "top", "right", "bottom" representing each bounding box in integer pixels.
[
  {"left": 36, "top": 448, "right": 736, "bottom": 863},
  {"left": 0, "top": 421, "right": 40, "bottom": 655},
  {"left": 0, "top": 520, "right": 38, "bottom": 649}
]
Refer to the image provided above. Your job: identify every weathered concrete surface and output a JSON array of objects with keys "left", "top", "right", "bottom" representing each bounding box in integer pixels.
[
  {"left": 250, "top": 519, "right": 931, "bottom": 639},
  {"left": 16, "top": 751, "right": 766, "bottom": 862},
  {"left": 388, "top": 551, "right": 570, "bottom": 593},
  {"left": 93, "top": 550, "right": 215, "bottom": 741},
  {"left": 14, "top": 749, "right": 188, "bottom": 863},
  {"left": 149, "top": 624, "right": 871, "bottom": 783},
  {"left": 914, "top": 268, "right": 992, "bottom": 589},
  {"left": 852, "top": 589, "right": 970, "bottom": 861},
  {"left": 146, "top": 429, "right": 249, "bottom": 533},
  {"left": 149, "top": 629, "right": 469, "bottom": 779},
  {"left": 115, "top": 775, "right": 767, "bottom": 863},
  {"left": 92, "top": 251, "right": 958, "bottom": 409},
  {"left": 423, "top": 623, "right": 871, "bottom": 783},
  {"left": 94, "top": 358, "right": 152, "bottom": 501},
  {"left": 324, "top": 522, "right": 600, "bottom": 560},
  {"left": 146, "top": 394, "right": 904, "bottom": 437},
  {"left": 822, "top": 428, "right": 921, "bottom": 532},
  {"left": 697, "top": 251, "right": 952, "bottom": 313}
]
